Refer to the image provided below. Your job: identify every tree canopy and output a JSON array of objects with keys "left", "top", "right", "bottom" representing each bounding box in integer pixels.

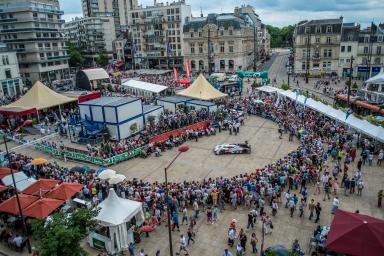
[
  {"left": 266, "top": 25, "right": 295, "bottom": 48},
  {"left": 29, "top": 207, "right": 99, "bottom": 256},
  {"left": 96, "top": 53, "right": 109, "bottom": 67},
  {"left": 67, "top": 42, "right": 84, "bottom": 67}
]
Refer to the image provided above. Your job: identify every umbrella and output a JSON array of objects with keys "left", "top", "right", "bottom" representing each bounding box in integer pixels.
[
  {"left": 23, "top": 198, "right": 64, "bottom": 219},
  {"left": 22, "top": 178, "right": 59, "bottom": 196},
  {"left": 325, "top": 210, "right": 384, "bottom": 256},
  {"left": 0, "top": 194, "right": 39, "bottom": 215},
  {"left": 98, "top": 169, "right": 116, "bottom": 180},
  {"left": 23, "top": 120, "right": 33, "bottom": 126},
  {"left": 31, "top": 158, "right": 47, "bottom": 165},
  {"left": 265, "top": 244, "right": 289, "bottom": 256},
  {"left": 141, "top": 225, "right": 155, "bottom": 233},
  {"left": 96, "top": 168, "right": 106, "bottom": 175},
  {"left": 45, "top": 182, "right": 84, "bottom": 201},
  {"left": 0, "top": 167, "right": 19, "bottom": 179},
  {"left": 108, "top": 174, "right": 126, "bottom": 185}
]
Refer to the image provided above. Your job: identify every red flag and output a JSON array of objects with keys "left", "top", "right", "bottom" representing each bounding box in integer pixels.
[
  {"left": 186, "top": 59, "right": 191, "bottom": 78},
  {"left": 173, "top": 67, "right": 179, "bottom": 81}
]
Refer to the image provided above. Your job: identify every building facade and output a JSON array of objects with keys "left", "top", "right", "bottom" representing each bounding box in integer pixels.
[
  {"left": 126, "top": 0, "right": 191, "bottom": 69},
  {"left": 0, "top": 0, "right": 69, "bottom": 84},
  {"left": 64, "top": 16, "right": 116, "bottom": 66},
  {"left": 0, "top": 43, "right": 23, "bottom": 97},
  {"left": 81, "top": 0, "right": 137, "bottom": 37},
  {"left": 293, "top": 18, "right": 343, "bottom": 76},
  {"left": 338, "top": 23, "right": 359, "bottom": 78},
  {"left": 182, "top": 5, "right": 269, "bottom": 73}
]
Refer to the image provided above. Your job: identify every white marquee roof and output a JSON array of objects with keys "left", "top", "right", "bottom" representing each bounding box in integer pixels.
[
  {"left": 122, "top": 79, "right": 168, "bottom": 94},
  {"left": 81, "top": 68, "right": 109, "bottom": 81},
  {"left": 366, "top": 69, "right": 384, "bottom": 84}
]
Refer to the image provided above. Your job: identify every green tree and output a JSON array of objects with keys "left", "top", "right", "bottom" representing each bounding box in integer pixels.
[
  {"left": 29, "top": 208, "right": 98, "bottom": 256},
  {"left": 95, "top": 53, "right": 109, "bottom": 67},
  {"left": 266, "top": 25, "right": 295, "bottom": 48},
  {"left": 67, "top": 42, "right": 84, "bottom": 67}
]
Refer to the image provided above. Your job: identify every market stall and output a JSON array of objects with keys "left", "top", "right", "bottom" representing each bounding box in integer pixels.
[
  {"left": 89, "top": 188, "right": 144, "bottom": 254},
  {"left": 121, "top": 79, "right": 167, "bottom": 98},
  {"left": 76, "top": 68, "right": 110, "bottom": 90},
  {"left": 156, "top": 96, "right": 192, "bottom": 112}
]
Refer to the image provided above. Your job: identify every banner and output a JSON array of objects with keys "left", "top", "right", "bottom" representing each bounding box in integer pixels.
[
  {"left": 33, "top": 143, "right": 144, "bottom": 166},
  {"left": 186, "top": 59, "right": 191, "bottom": 78},
  {"left": 173, "top": 67, "right": 179, "bottom": 81}
]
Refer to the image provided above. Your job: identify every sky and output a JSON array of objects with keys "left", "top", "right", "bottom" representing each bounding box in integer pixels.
[{"left": 60, "top": 0, "right": 383, "bottom": 27}]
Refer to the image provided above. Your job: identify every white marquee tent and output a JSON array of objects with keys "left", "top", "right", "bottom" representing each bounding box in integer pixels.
[
  {"left": 94, "top": 188, "right": 143, "bottom": 254},
  {"left": 121, "top": 79, "right": 168, "bottom": 97},
  {"left": 277, "top": 90, "right": 384, "bottom": 143}
]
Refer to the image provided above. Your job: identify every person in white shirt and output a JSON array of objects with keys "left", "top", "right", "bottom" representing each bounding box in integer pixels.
[
  {"left": 228, "top": 228, "right": 236, "bottom": 247},
  {"left": 177, "top": 234, "right": 189, "bottom": 255},
  {"left": 331, "top": 197, "right": 340, "bottom": 214}
]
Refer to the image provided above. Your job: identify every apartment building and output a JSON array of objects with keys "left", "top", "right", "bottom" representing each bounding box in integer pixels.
[
  {"left": 0, "top": 0, "right": 69, "bottom": 84},
  {"left": 81, "top": 0, "right": 137, "bottom": 37},
  {"left": 293, "top": 17, "right": 343, "bottom": 76},
  {"left": 183, "top": 5, "right": 269, "bottom": 73},
  {"left": 338, "top": 23, "right": 359, "bottom": 78},
  {"left": 64, "top": 16, "right": 116, "bottom": 66},
  {"left": 0, "top": 43, "right": 23, "bottom": 97},
  {"left": 125, "top": 0, "right": 191, "bottom": 69}
]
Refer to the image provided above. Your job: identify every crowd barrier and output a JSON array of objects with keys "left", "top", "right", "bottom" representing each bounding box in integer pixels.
[{"left": 149, "top": 121, "right": 210, "bottom": 144}]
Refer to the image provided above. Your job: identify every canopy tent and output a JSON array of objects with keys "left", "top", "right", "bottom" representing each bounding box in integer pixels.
[
  {"left": 326, "top": 210, "right": 384, "bottom": 256},
  {"left": 95, "top": 188, "right": 143, "bottom": 254},
  {"left": 365, "top": 68, "right": 384, "bottom": 84},
  {"left": 121, "top": 79, "right": 168, "bottom": 95},
  {"left": 0, "top": 167, "right": 19, "bottom": 179},
  {"left": 23, "top": 198, "right": 65, "bottom": 219},
  {"left": 177, "top": 74, "right": 228, "bottom": 100},
  {"left": 0, "top": 81, "right": 76, "bottom": 115},
  {"left": 45, "top": 182, "right": 83, "bottom": 201},
  {"left": 22, "top": 179, "right": 60, "bottom": 196},
  {"left": 76, "top": 68, "right": 110, "bottom": 90},
  {"left": 0, "top": 194, "right": 39, "bottom": 215},
  {"left": 277, "top": 90, "right": 384, "bottom": 143},
  {"left": 256, "top": 86, "right": 283, "bottom": 94},
  {"left": 2, "top": 172, "right": 37, "bottom": 191}
]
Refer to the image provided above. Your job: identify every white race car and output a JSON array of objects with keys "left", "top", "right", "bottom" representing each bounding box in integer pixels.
[{"left": 213, "top": 143, "right": 251, "bottom": 155}]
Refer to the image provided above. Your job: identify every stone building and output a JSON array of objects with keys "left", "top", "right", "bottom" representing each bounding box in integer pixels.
[{"left": 0, "top": 43, "right": 23, "bottom": 97}]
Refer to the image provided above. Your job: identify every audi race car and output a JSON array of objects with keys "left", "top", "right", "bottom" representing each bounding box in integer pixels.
[{"left": 213, "top": 143, "right": 251, "bottom": 155}]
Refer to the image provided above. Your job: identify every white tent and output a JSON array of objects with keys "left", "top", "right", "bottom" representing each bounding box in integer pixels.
[
  {"left": 121, "top": 79, "right": 168, "bottom": 96},
  {"left": 277, "top": 90, "right": 384, "bottom": 143},
  {"left": 256, "top": 86, "right": 283, "bottom": 94},
  {"left": 1, "top": 172, "right": 37, "bottom": 191},
  {"left": 95, "top": 188, "right": 143, "bottom": 254}
]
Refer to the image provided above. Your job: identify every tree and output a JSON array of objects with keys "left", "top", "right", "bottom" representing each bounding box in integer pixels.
[
  {"left": 146, "top": 115, "right": 156, "bottom": 126},
  {"left": 67, "top": 42, "right": 84, "bottom": 67},
  {"left": 130, "top": 123, "right": 138, "bottom": 135},
  {"left": 96, "top": 53, "right": 109, "bottom": 67},
  {"left": 281, "top": 83, "right": 290, "bottom": 90},
  {"left": 29, "top": 207, "right": 98, "bottom": 256},
  {"left": 266, "top": 25, "right": 295, "bottom": 48}
]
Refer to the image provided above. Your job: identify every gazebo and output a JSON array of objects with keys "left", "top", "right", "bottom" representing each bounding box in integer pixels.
[
  {"left": 177, "top": 74, "right": 227, "bottom": 100},
  {"left": 89, "top": 189, "right": 144, "bottom": 254}
]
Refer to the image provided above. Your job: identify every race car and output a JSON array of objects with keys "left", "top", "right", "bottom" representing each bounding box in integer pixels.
[{"left": 213, "top": 143, "right": 251, "bottom": 155}]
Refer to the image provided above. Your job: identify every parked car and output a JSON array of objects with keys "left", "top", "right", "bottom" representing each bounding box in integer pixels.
[{"left": 213, "top": 143, "right": 251, "bottom": 155}]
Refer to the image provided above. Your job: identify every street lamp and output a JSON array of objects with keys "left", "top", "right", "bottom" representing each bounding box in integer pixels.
[
  {"left": 165, "top": 144, "right": 189, "bottom": 256},
  {"left": 1, "top": 132, "right": 31, "bottom": 253}
]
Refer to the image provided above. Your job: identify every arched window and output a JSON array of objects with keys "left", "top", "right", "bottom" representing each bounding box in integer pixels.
[
  {"left": 199, "top": 60, "right": 204, "bottom": 70},
  {"left": 191, "top": 60, "right": 196, "bottom": 70}
]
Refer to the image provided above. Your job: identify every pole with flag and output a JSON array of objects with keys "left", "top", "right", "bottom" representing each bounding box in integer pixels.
[
  {"left": 173, "top": 67, "right": 179, "bottom": 81},
  {"left": 185, "top": 59, "right": 191, "bottom": 79},
  {"left": 167, "top": 38, "right": 172, "bottom": 70}
]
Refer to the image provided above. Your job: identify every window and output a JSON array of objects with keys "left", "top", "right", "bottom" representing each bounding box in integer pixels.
[
  {"left": 374, "top": 57, "right": 381, "bottom": 65},
  {"left": 190, "top": 43, "right": 195, "bottom": 54},
  {"left": 198, "top": 32, "right": 202, "bottom": 37},
  {"left": 316, "top": 26, "right": 321, "bottom": 33},
  {"left": 377, "top": 46, "right": 381, "bottom": 55},
  {"left": 364, "top": 37, "right": 369, "bottom": 43},
  {"left": 190, "top": 32, "right": 193, "bottom": 38},
  {"left": 198, "top": 43, "right": 203, "bottom": 54},
  {"left": 5, "top": 69, "right": 11, "bottom": 79},
  {"left": 220, "top": 42, "right": 224, "bottom": 53},
  {"left": 328, "top": 49, "right": 332, "bottom": 57},
  {"left": 326, "top": 37, "right": 331, "bottom": 44},
  {"left": 323, "top": 49, "right": 327, "bottom": 57},
  {"left": 220, "top": 60, "right": 225, "bottom": 71},
  {"left": 341, "top": 46, "right": 345, "bottom": 52},
  {"left": 220, "top": 30, "right": 224, "bottom": 36},
  {"left": 364, "top": 47, "right": 368, "bottom": 54},
  {"left": 304, "top": 37, "right": 308, "bottom": 44},
  {"left": 305, "top": 27, "right": 310, "bottom": 34},
  {"left": 327, "top": 26, "right": 332, "bottom": 33},
  {"left": 302, "top": 62, "right": 306, "bottom": 70},
  {"left": 378, "top": 35, "right": 383, "bottom": 42},
  {"left": 229, "top": 30, "right": 233, "bottom": 36},
  {"left": 322, "top": 62, "right": 327, "bottom": 68},
  {"left": 228, "top": 60, "right": 234, "bottom": 70},
  {"left": 2, "top": 55, "right": 9, "bottom": 65},
  {"left": 347, "top": 46, "right": 351, "bottom": 52},
  {"left": 191, "top": 60, "right": 196, "bottom": 69},
  {"left": 315, "top": 37, "right": 320, "bottom": 44}
]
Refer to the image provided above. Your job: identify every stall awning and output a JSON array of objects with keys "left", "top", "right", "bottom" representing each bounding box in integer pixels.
[
  {"left": 121, "top": 79, "right": 168, "bottom": 94},
  {"left": 0, "top": 81, "right": 76, "bottom": 113},
  {"left": 81, "top": 68, "right": 109, "bottom": 81},
  {"left": 177, "top": 74, "right": 228, "bottom": 100}
]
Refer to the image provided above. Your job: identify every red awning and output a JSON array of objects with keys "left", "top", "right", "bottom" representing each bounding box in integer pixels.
[
  {"left": 22, "top": 179, "right": 60, "bottom": 196},
  {"left": 115, "top": 62, "right": 124, "bottom": 68},
  {"left": 0, "top": 194, "right": 39, "bottom": 215},
  {"left": 0, "top": 167, "right": 19, "bottom": 179},
  {"left": 23, "top": 198, "right": 64, "bottom": 219},
  {"left": 0, "top": 108, "right": 37, "bottom": 117},
  {"left": 326, "top": 210, "right": 384, "bottom": 256},
  {"left": 179, "top": 79, "right": 190, "bottom": 85},
  {"left": 45, "top": 182, "right": 83, "bottom": 201},
  {"left": 78, "top": 91, "right": 102, "bottom": 103}
]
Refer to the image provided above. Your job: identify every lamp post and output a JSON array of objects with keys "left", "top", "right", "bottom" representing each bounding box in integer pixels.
[
  {"left": 347, "top": 56, "right": 354, "bottom": 107},
  {"left": 260, "top": 218, "right": 266, "bottom": 256},
  {"left": 1, "top": 132, "right": 31, "bottom": 253},
  {"left": 165, "top": 144, "right": 189, "bottom": 256}
]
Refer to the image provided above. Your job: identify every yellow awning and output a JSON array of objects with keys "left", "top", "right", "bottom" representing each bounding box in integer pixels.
[
  {"left": 0, "top": 81, "right": 77, "bottom": 112},
  {"left": 177, "top": 74, "right": 227, "bottom": 100}
]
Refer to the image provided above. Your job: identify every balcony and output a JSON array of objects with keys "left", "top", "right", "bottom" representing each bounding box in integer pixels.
[{"left": 47, "top": 55, "right": 69, "bottom": 60}]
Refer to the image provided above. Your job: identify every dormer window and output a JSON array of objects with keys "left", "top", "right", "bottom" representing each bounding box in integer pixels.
[{"left": 327, "top": 26, "right": 332, "bottom": 33}]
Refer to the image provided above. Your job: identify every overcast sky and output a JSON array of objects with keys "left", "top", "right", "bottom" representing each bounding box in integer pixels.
[{"left": 60, "top": 0, "right": 383, "bottom": 27}]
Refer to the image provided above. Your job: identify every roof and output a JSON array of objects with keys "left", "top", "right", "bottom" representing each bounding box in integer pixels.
[
  {"left": 143, "top": 104, "right": 163, "bottom": 113},
  {"left": 183, "top": 13, "right": 247, "bottom": 32},
  {"left": 177, "top": 74, "right": 228, "bottom": 100},
  {"left": 187, "top": 100, "right": 216, "bottom": 106},
  {"left": 79, "top": 96, "right": 137, "bottom": 106},
  {"left": 256, "top": 86, "right": 283, "bottom": 93},
  {"left": 366, "top": 69, "right": 384, "bottom": 84},
  {"left": 298, "top": 18, "right": 343, "bottom": 26},
  {"left": 80, "top": 68, "right": 109, "bottom": 81},
  {"left": 0, "top": 81, "right": 77, "bottom": 112},
  {"left": 96, "top": 189, "right": 143, "bottom": 226},
  {"left": 122, "top": 79, "right": 168, "bottom": 94},
  {"left": 157, "top": 96, "right": 192, "bottom": 103}
]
